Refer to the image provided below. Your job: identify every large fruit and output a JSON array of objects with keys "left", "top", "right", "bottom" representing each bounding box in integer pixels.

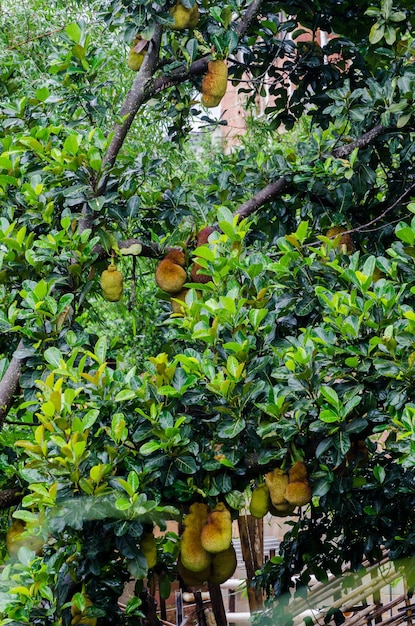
[
  {"left": 288, "top": 461, "right": 308, "bottom": 483},
  {"left": 265, "top": 468, "right": 289, "bottom": 506},
  {"left": 201, "top": 60, "right": 228, "bottom": 108},
  {"left": 155, "top": 249, "right": 187, "bottom": 294},
  {"left": 200, "top": 502, "right": 232, "bottom": 554},
  {"left": 249, "top": 483, "right": 271, "bottom": 519},
  {"left": 101, "top": 262, "right": 123, "bottom": 301},
  {"left": 208, "top": 544, "right": 237, "bottom": 584},
  {"left": 284, "top": 481, "right": 312, "bottom": 507},
  {"left": 180, "top": 502, "right": 212, "bottom": 573},
  {"left": 127, "top": 35, "right": 148, "bottom": 71},
  {"left": 169, "top": 0, "right": 199, "bottom": 29},
  {"left": 177, "top": 555, "right": 210, "bottom": 586}
]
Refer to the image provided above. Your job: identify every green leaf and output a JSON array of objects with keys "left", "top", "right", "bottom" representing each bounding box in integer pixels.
[
  {"left": 66, "top": 22, "right": 82, "bottom": 43},
  {"left": 44, "top": 347, "right": 62, "bottom": 368},
  {"left": 94, "top": 336, "right": 107, "bottom": 364},
  {"left": 320, "top": 386, "right": 340, "bottom": 409}
]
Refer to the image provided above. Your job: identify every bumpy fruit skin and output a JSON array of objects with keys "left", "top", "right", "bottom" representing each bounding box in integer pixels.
[
  {"left": 181, "top": 502, "right": 212, "bottom": 573},
  {"left": 288, "top": 461, "right": 308, "bottom": 484},
  {"left": 128, "top": 48, "right": 146, "bottom": 70},
  {"left": 70, "top": 596, "right": 97, "bottom": 626},
  {"left": 101, "top": 262, "right": 123, "bottom": 301},
  {"left": 141, "top": 531, "right": 157, "bottom": 569},
  {"left": 208, "top": 544, "right": 237, "bottom": 584},
  {"left": 326, "top": 226, "right": 353, "bottom": 254},
  {"left": 249, "top": 483, "right": 271, "bottom": 519},
  {"left": 284, "top": 481, "right": 312, "bottom": 507},
  {"left": 155, "top": 249, "right": 187, "bottom": 294},
  {"left": 169, "top": 0, "right": 199, "bottom": 29},
  {"left": 200, "top": 502, "right": 232, "bottom": 554},
  {"left": 265, "top": 468, "right": 289, "bottom": 506},
  {"left": 6, "top": 520, "right": 43, "bottom": 558},
  {"left": 201, "top": 60, "right": 228, "bottom": 108}
]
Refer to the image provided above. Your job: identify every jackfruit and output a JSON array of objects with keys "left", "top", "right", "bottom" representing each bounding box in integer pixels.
[
  {"left": 101, "top": 262, "right": 123, "bottom": 301},
  {"left": 128, "top": 35, "right": 148, "bottom": 71},
  {"left": 201, "top": 60, "right": 228, "bottom": 108},
  {"left": 140, "top": 530, "right": 157, "bottom": 569},
  {"left": 208, "top": 544, "right": 237, "bottom": 584},
  {"left": 326, "top": 226, "right": 353, "bottom": 255},
  {"left": 200, "top": 502, "right": 232, "bottom": 554},
  {"left": 6, "top": 519, "right": 44, "bottom": 558},
  {"left": 284, "top": 481, "right": 312, "bottom": 507},
  {"left": 177, "top": 555, "right": 210, "bottom": 586},
  {"left": 288, "top": 461, "right": 308, "bottom": 484},
  {"left": 269, "top": 501, "right": 296, "bottom": 517},
  {"left": 181, "top": 502, "right": 212, "bottom": 573},
  {"left": 155, "top": 249, "right": 187, "bottom": 294},
  {"left": 264, "top": 468, "right": 289, "bottom": 506},
  {"left": 169, "top": 0, "right": 199, "bottom": 29},
  {"left": 249, "top": 483, "right": 271, "bottom": 519}
]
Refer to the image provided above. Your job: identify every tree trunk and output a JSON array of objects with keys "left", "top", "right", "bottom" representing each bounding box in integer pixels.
[{"left": 237, "top": 515, "right": 265, "bottom": 613}]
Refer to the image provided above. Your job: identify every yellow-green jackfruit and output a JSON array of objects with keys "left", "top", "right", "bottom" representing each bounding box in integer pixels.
[
  {"left": 101, "top": 262, "right": 123, "bottom": 301},
  {"left": 180, "top": 502, "right": 212, "bottom": 573},
  {"left": 200, "top": 502, "right": 232, "bottom": 554},
  {"left": 249, "top": 483, "right": 271, "bottom": 519},
  {"left": 208, "top": 544, "right": 237, "bottom": 584},
  {"left": 264, "top": 468, "right": 289, "bottom": 506},
  {"left": 201, "top": 60, "right": 228, "bottom": 108}
]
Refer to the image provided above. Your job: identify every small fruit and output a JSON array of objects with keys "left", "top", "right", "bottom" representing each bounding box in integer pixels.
[
  {"left": 284, "top": 481, "right": 312, "bottom": 507},
  {"left": 249, "top": 483, "right": 271, "bottom": 519},
  {"left": 127, "top": 35, "right": 148, "bottom": 71},
  {"left": 155, "top": 249, "right": 187, "bottom": 294},
  {"left": 101, "top": 262, "right": 123, "bottom": 301},
  {"left": 201, "top": 60, "right": 228, "bottom": 108},
  {"left": 208, "top": 544, "right": 237, "bottom": 584},
  {"left": 200, "top": 502, "right": 232, "bottom": 554}
]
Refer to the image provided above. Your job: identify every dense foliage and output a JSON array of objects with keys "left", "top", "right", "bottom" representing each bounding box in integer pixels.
[{"left": 0, "top": 0, "right": 415, "bottom": 624}]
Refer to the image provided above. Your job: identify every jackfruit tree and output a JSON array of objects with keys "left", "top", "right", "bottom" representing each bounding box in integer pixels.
[{"left": 0, "top": 0, "right": 415, "bottom": 624}]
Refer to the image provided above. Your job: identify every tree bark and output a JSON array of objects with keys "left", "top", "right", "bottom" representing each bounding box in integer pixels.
[
  {"left": 237, "top": 515, "right": 265, "bottom": 613},
  {"left": 0, "top": 340, "right": 24, "bottom": 429}
]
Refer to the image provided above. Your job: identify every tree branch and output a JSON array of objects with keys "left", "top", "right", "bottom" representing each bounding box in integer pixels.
[
  {"left": 0, "top": 340, "right": 24, "bottom": 429},
  {"left": 234, "top": 176, "right": 288, "bottom": 220},
  {"left": 332, "top": 124, "right": 384, "bottom": 158}
]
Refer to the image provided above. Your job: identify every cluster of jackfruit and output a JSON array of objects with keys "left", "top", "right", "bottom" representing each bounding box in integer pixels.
[
  {"left": 169, "top": 0, "right": 199, "bottom": 30},
  {"left": 249, "top": 461, "right": 312, "bottom": 519},
  {"left": 178, "top": 502, "right": 237, "bottom": 586},
  {"left": 201, "top": 60, "right": 228, "bottom": 108},
  {"left": 100, "top": 261, "right": 123, "bottom": 302}
]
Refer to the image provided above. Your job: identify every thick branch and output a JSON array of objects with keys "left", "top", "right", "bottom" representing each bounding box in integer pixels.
[
  {"left": 234, "top": 176, "right": 288, "bottom": 219},
  {"left": 0, "top": 340, "right": 24, "bottom": 429},
  {"left": 98, "top": 25, "right": 164, "bottom": 187},
  {"left": 332, "top": 124, "right": 384, "bottom": 158}
]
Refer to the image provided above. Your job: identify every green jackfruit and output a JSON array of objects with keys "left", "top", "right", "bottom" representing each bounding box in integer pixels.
[{"left": 249, "top": 483, "right": 271, "bottom": 519}]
